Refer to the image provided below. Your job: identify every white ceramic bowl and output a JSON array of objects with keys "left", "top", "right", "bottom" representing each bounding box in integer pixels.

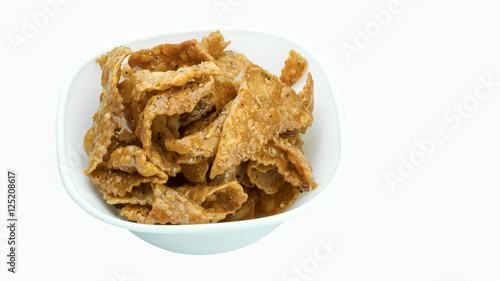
[{"left": 56, "top": 28, "right": 345, "bottom": 255}]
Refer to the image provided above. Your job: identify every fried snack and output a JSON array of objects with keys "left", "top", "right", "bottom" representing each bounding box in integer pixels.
[
  {"left": 280, "top": 49, "right": 308, "bottom": 87},
  {"left": 84, "top": 46, "right": 132, "bottom": 175},
  {"left": 210, "top": 63, "right": 313, "bottom": 179},
  {"left": 128, "top": 31, "right": 228, "bottom": 72},
  {"left": 135, "top": 76, "right": 215, "bottom": 153},
  {"left": 88, "top": 166, "right": 167, "bottom": 197},
  {"left": 273, "top": 137, "right": 317, "bottom": 192},
  {"left": 255, "top": 182, "right": 300, "bottom": 218},
  {"left": 102, "top": 184, "right": 154, "bottom": 205},
  {"left": 83, "top": 31, "right": 317, "bottom": 225},
  {"left": 145, "top": 183, "right": 245, "bottom": 224},
  {"left": 179, "top": 160, "right": 209, "bottom": 184},
  {"left": 247, "top": 162, "right": 285, "bottom": 195},
  {"left": 298, "top": 72, "right": 314, "bottom": 114},
  {"left": 134, "top": 61, "right": 221, "bottom": 93},
  {"left": 121, "top": 204, "right": 151, "bottom": 224},
  {"left": 164, "top": 105, "right": 229, "bottom": 158},
  {"left": 216, "top": 50, "right": 249, "bottom": 79},
  {"left": 105, "top": 145, "right": 168, "bottom": 179}
]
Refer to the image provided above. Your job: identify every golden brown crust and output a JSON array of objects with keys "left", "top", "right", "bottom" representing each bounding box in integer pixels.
[
  {"left": 84, "top": 46, "right": 132, "bottom": 175},
  {"left": 210, "top": 63, "right": 313, "bottom": 179},
  {"left": 279, "top": 49, "right": 308, "bottom": 87}
]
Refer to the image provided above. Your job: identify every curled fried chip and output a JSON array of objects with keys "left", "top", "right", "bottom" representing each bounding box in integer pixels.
[
  {"left": 279, "top": 49, "right": 308, "bottom": 87},
  {"left": 210, "top": 63, "right": 313, "bottom": 178},
  {"left": 216, "top": 50, "right": 249, "bottom": 79},
  {"left": 165, "top": 105, "right": 228, "bottom": 158},
  {"left": 175, "top": 181, "right": 247, "bottom": 213},
  {"left": 136, "top": 76, "right": 215, "bottom": 153},
  {"left": 121, "top": 204, "right": 151, "bottom": 224},
  {"left": 134, "top": 61, "right": 221, "bottom": 93},
  {"left": 128, "top": 31, "right": 229, "bottom": 72},
  {"left": 145, "top": 183, "right": 243, "bottom": 224},
  {"left": 105, "top": 145, "right": 168, "bottom": 179},
  {"left": 102, "top": 184, "right": 154, "bottom": 205},
  {"left": 255, "top": 182, "right": 299, "bottom": 218},
  {"left": 247, "top": 162, "right": 285, "bottom": 194},
  {"left": 199, "top": 30, "right": 231, "bottom": 59},
  {"left": 84, "top": 31, "right": 317, "bottom": 224},
  {"left": 84, "top": 46, "right": 132, "bottom": 175},
  {"left": 298, "top": 73, "right": 314, "bottom": 114},
  {"left": 223, "top": 188, "right": 257, "bottom": 222},
  {"left": 273, "top": 137, "right": 317, "bottom": 192},
  {"left": 88, "top": 166, "right": 167, "bottom": 197},
  {"left": 179, "top": 159, "right": 209, "bottom": 184}
]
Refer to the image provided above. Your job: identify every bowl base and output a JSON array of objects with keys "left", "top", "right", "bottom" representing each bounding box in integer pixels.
[{"left": 130, "top": 223, "right": 281, "bottom": 255}]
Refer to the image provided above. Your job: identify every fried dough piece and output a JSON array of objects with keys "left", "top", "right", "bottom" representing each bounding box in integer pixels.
[
  {"left": 105, "top": 145, "right": 168, "bottom": 179},
  {"left": 88, "top": 166, "right": 167, "bottom": 197},
  {"left": 128, "top": 31, "right": 229, "bottom": 72},
  {"left": 247, "top": 162, "right": 285, "bottom": 195},
  {"left": 121, "top": 204, "right": 151, "bottom": 224},
  {"left": 208, "top": 163, "right": 240, "bottom": 186},
  {"left": 136, "top": 76, "right": 215, "bottom": 154},
  {"left": 165, "top": 106, "right": 228, "bottom": 158},
  {"left": 215, "top": 50, "right": 249, "bottom": 79},
  {"left": 279, "top": 49, "right": 308, "bottom": 87},
  {"left": 145, "top": 183, "right": 242, "bottom": 224},
  {"left": 103, "top": 184, "right": 154, "bottom": 205},
  {"left": 84, "top": 46, "right": 132, "bottom": 175},
  {"left": 273, "top": 137, "right": 317, "bottom": 192},
  {"left": 199, "top": 31, "right": 231, "bottom": 59},
  {"left": 179, "top": 160, "right": 209, "bottom": 184},
  {"left": 298, "top": 73, "right": 314, "bottom": 114},
  {"left": 179, "top": 76, "right": 237, "bottom": 127},
  {"left": 255, "top": 182, "right": 300, "bottom": 218},
  {"left": 175, "top": 181, "right": 247, "bottom": 213},
  {"left": 134, "top": 61, "right": 221, "bottom": 93},
  {"left": 210, "top": 63, "right": 313, "bottom": 178},
  {"left": 250, "top": 138, "right": 308, "bottom": 191},
  {"left": 223, "top": 188, "right": 258, "bottom": 222}
]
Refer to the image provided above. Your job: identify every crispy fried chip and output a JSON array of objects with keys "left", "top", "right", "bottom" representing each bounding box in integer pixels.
[
  {"left": 210, "top": 63, "right": 313, "bottom": 178},
  {"left": 165, "top": 105, "right": 228, "bottom": 158},
  {"left": 223, "top": 188, "right": 257, "bottom": 222},
  {"left": 134, "top": 61, "right": 221, "bottom": 93},
  {"left": 179, "top": 76, "right": 237, "bottom": 127},
  {"left": 179, "top": 160, "right": 209, "bottom": 184},
  {"left": 136, "top": 76, "right": 215, "bottom": 153},
  {"left": 121, "top": 204, "right": 151, "bottom": 224},
  {"left": 128, "top": 31, "right": 229, "bottom": 72},
  {"left": 249, "top": 137, "right": 307, "bottom": 190},
  {"left": 84, "top": 31, "right": 317, "bottom": 224},
  {"left": 84, "top": 46, "right": 132, "bottom": 175},
  {"left": 298, "top": 72, "right": 314, "bottom": 114},
  {"left": 88, "top": 166, "right": 167, "bottom": 197},
  {"left": 247, "top": 162, "right": 285, "bottom": 194},
  {"left": 145, "top": 183, "right": 243, "bottom": 224},
  {"left": 175, "top": 181, "right": 247, "bottom": 213},
  {"left": 273, "top": 137, "right": 317, "bottom": 192},
  {"left": 102, "top": 184, "right": 154, "bottom": 205},
  {"left": 255, "top": 182, "right": 300, "bottom": 218},
  {"left": 105, "top": 145, "right": 168, "bottom": 179},
  {"left": 199, "top": 30, "right": 231, "bottom": 59},
  {"left": 216, "top": 50, "right": 249, "bottom": 79},
  {"left": 279, "top": 49, "right": 308, "bottom": 87}
]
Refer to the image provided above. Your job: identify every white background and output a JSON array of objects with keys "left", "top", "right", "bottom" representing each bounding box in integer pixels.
[{"left": 1, "top": 0, "right": 500, "bottom": 280}]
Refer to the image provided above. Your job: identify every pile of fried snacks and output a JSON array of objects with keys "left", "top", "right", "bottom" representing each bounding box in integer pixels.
[{"left": 82, "top": 31, "right": 317, "bottom": 224}]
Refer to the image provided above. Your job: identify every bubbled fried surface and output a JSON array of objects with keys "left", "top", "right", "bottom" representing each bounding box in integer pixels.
[
  {"left": 210, "top": 63, "right": 313, "bottom": 179},
  {"left": 279, "top": 49, "right": 308, "bottom": 87},
  {"left": 83, "top": 31, "right": 317, "bottom": 224},
  {"left": 84, "top": 46, "right": 132, "bottom": 175}
]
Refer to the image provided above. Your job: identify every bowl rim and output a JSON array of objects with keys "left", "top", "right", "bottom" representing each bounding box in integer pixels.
[{"left": 56, "top": 27, "right": 346, "bottom": 234}]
